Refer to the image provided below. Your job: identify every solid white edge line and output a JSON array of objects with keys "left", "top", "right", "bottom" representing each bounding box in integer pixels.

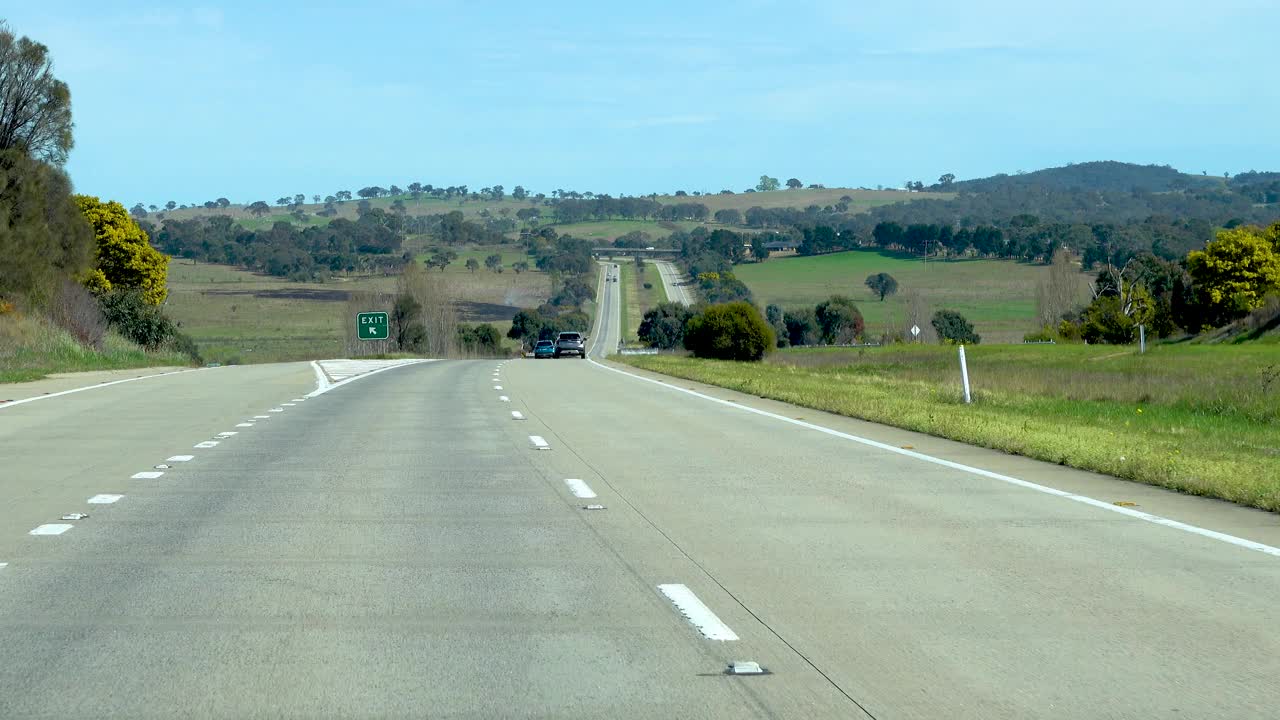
[
  {"left": 565, "top": 478, "right": 597, "bottom": 498},
  {"left": 658, "top": 584, "right": 739, "bottom": 641},
  {"left": 0, "top": 368, "right": 201, "bottom": 410},
  {"left": 306, "top": 359, "right": 434, "bottom": 398},
  {"left": 589, "top": 357, "right": 1280, "bottom": 559}
]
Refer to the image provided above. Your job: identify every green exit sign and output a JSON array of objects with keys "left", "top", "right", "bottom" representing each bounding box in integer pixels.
[{"left": 356, "top": 311, "right": 389, "bottom": 340}]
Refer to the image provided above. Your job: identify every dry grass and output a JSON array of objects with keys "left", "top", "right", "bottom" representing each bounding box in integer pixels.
[
  {"left": 1, "top": 312, "right": 190, "bottom": 383},
  {"left": 619, "top": 344, "right": 1280, "bottom": 512}
]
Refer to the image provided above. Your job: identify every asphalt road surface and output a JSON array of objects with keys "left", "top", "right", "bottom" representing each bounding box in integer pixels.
[
  {"left": 655, "top": 260, "right": 695, "bottom": 306},
  {"left": 2, "top": 268, "right": 1280, "bottom": 719}
]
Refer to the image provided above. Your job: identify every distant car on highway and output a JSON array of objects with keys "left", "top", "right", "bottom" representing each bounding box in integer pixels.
[
  {"left": 555, "top": 331, "right": 587, "bottom": 358},
  {"left": 533, "top": 340, "right": 555, "bottom": 359}
]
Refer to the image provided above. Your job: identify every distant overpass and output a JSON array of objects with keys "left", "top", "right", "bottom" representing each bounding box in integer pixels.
[{"left": 592, "top": 247, "right": 680, "bottom": 258}]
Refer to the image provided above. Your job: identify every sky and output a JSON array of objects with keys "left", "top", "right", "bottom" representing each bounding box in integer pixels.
[{"left": 6, "top": 1, "right": 1280, "bottom": 206}]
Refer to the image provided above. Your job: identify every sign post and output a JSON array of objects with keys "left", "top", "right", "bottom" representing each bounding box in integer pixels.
[
  {"left": 356, "top": 312, "right": 389, "bottom": 341},
  {"left": 958, "top": 345, "right": 972, "bottom": 404}
]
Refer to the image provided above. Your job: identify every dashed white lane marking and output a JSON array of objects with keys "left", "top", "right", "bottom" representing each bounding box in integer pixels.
[
  {"left": 511, "top": 411, "right": 526, "bottom": 420},
  {"left": 0, "top": 563, "right": 7, "bottom": 570},
  {"left": 29, "top": 524, "right": 73, "bottom": 536},
  {"left": 217, "top": 431, "right": 238, "bottom": 437},
  {"left": 282, "top": 402, "right": 296, "bottom": 406},
  {"left": 194, "top": 441, "right": 219, "bottom": 448},
  {"left": 0, "top": 368, "right": 198, "bottom": 410},
  {"left": 131, "top": 471, "right": 164, "bottom": 479},
  {"left": 658, "top": 584, "right": 740, "bottom": 641},
  {"left": 253, "top": 415, "right": 270, "bottom": 419},
  {"left": 493, "top": 385, "right": 503, "bottom": 390},
  {"left": 564, "top": 479, "right": 597, "bottom": 498},
  {"left": 499, "top": 396, "right": 510, "bottom": 402},
  {"left": 236, "top": 423, "right": 254, "bottom": 427},
  {"left": 529, "top": 435, "right": 550, "bottom": 449},
  {"left": 292, "top": 398, "right": 306, "bottom": 402},
  {"left": 590, "top": 359, "right": 1280, "bottom": 560},
  {"left": 88, "top": 494, "right": 123, "bottom": 504},
  {"left": 167, "top": 455, "right": 194, "bottom": 462},
  {"left": 269, "top": 407, "right": 284, "bottom": 412}
]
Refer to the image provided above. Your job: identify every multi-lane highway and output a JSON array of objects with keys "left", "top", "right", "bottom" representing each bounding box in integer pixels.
[
  {"left": 3, "top": 266, "right": 1280, "bottom": 718},
  {"left": 655, "top": 259, "right": 696, "bottom": 306}
]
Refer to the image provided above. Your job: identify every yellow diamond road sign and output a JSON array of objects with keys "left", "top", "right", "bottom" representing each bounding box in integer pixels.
[{"left": 357, "top": 311, "right": 389, "bottom": 340}]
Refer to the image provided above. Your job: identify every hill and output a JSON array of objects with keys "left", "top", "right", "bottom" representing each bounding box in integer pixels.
[{"left": 940, "top": 161, "right": 1219, "bottom": 194}]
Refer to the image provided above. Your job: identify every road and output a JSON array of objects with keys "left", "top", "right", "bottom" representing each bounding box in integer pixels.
[
  {"left": 2, "top": 270, "right": 1280, "bottom": 718},
  {"left": 655, "top": 259, "right": 696, "bottom": 306}
]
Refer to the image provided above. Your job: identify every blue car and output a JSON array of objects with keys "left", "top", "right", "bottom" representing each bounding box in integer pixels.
[{"left": 533, "top": 340, "right": 555, "bottom": 359}]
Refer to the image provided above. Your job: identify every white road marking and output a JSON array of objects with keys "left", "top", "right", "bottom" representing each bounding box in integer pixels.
[
  {"left": 590, "top": 359, "right": 1280, "bottom": 560},
  {"left": 253, "top": 415, "right": 270, "bottom": 419},
  {"left": 217, "top": 431, "right": 238, "bottom": 436},
  {"left": 269, "top": 407, "right": 284, "bottom": 412},
  {"left": 292, "top": 398, "right": 306, "bottom": 402},
  {"left": 87, "top": 494, "right": 123, "bottom": 504},
  {"left": 511, "top": 411, "right": 526, "bottom": 420},
  {"left": 0, "top": 368, "right": 199, "bottom": 411},
  {"left": 61, "top": 513, "right": 89, "bottom": 520},
  {"left": 308, "top": 359, "right": 433, "bottom": 397},
  {"left": 657, "top": 584, "right": 739, "bottom": 641},
  {"left": 499, "top": 396, "right": 510, "bottom": 402},
  {"left": 167, "top": 455, "right": 194, "bottom": 462},
  {"left": 564, "top": 479, "right": 597, "bottom": 498},
  {"left": 131, "top": 471, "right": 164, "bottom": 479},
  {"left": 29, "top": 524, "right": 73, "bottom": 536},
  {"left": 282, "top": 402, "right": 296, "bottom": 406},
  {"left": 236, "top": 422, "right": 254, "bottom": 427},
  {"left": 529, "top": 435, "right": 550, "bottom": 449},
  {"left": 194, "top": 441, "right": 219, "bottom": 448},
  {"left": 493, "top": 385, "right": 503, "bottom": 390},
  {"left": 0, "top": 563, "right": 7, "bottom": 570}
]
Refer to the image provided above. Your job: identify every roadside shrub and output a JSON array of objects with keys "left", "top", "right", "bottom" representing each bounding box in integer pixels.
[
  {"left": 683, "top": 302, "right": 774, "bottom": 361},
  {"left": 814, "top": 295, "right": 864, "bottom": 344},
  {"left": 638, "top": 302, "right": 693, "bottom": 349},
  {"left": 97, "top": 289, "right": 176, "bottom": 349},
  {"left": 1023, "top": 326, "right": 1055, "bottom": 343},
  {"left": 456, "top": 323, "right": 502, "bottom": 355},
  {"left": 1081, "top": 296, "right": 1135, "bottom": 344},
  {"left": 784, "top": 307, "right": 820, "bottom": 346},
  {"left": 643, "top": 282, "right": 653, "bottom": 290},
  {"left": 932, "top": 309, "right": 981, "bottom": 344},
  {"left": 167, "top": 331, "right": 203, "bottom": 363},
  {"left": 50, "top": 279, "right": 107, "bottom": 349}
]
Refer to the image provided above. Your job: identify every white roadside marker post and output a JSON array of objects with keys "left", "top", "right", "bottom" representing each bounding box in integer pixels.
[
  {"left": 1139, "top": 324, "right": 1146, "bottom": 354},
  {"left": 958, "top": 344, "right": 972, "bottom": 404}
]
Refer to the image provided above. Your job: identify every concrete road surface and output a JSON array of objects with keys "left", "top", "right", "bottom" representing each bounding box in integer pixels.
[
  {"left": 655, "top": 259, "right": 696, "bottom": 306},
  {"left": 3, "top": 283, "right": 1280, "bottom": 718}
]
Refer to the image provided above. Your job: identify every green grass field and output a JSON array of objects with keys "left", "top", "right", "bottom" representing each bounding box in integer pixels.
[
  {"left": 619, "top": 343, "right": 1280, "bottom": 512},
  {"left": 165, "top": 252, "right": 542, "bottom": 363},
  {"left": 551, "top": 219, "right": 703, "bottom": 242},
  {"left": 734, "top": 249, "right": 1089, "bottom": 342}
]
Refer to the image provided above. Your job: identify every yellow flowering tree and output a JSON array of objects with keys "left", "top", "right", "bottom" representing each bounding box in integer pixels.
[
  {"left": 1186, "top": 225, "right": 1280, "bottom": 321},
  {"left": 74, "top": 195, "right": 168, "bottom": 304}
]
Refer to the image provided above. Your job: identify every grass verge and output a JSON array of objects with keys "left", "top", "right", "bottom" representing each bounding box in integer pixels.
[
  {"left": 617, "top": 344, "right": 1280, "bottom": 512},
  {"left": 1, "top": 313, "right": 192, "bottom": 383}
]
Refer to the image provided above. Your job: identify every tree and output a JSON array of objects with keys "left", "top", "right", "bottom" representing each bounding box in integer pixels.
[
  {"left": 932, "top": 309, "right": 980, "bottom": 344},
  {"left": 756, "top": 175, "right": 780, "bottom": 192},
  {"left": 465, "top": 257, "right": 479, "bottom": 273},
  {"left": 786, "top": 178, "right": 802, "bottom": 190},
  {"left": 130, "top": 203, "right": 147, "bottom": 218},
  {"left": 216, "top": 197, "right": 230, "bottom": 208},
  {"left": 293, "top": 193, "right": 305, "bottom": 206},
  {"left": 751, "top": 235, "right": 768, "bottom": 262},
  {"left": 512, "top": 185, "right": 528, "bottom": 201},
  {"left": 484, "top": 253, "right": 502, "bottom": 272},
  {"left": 1186, "top": 224, "right": 1280, "bottom": 325},
  {"left": 392, "top": 292, "right": 427, "bottom": 352},
  {"left": 0, "top": 23, "right": 74, "bottom": 164},
  {"left": 938, "top": 173, "right": 956, "bottom": 187},
  {"left": 1036, "top": 248, "right": 1082, "bottom": 326},
  {"left": 0, "top": 148, "right": 94, "bottom": 305},
  {"left": 507, "top": 309, "right": 544, "bottom": 342},
  {"left": 165, "top": 200, "right": 176, "bottom": 211},
  {"left": 814, "top": 295, "right": 864, "bottom": 343},
  {"left": 512, "top": 260, "right": 530, "bottom": 274},
  {"left": 683, "top": 302, "right": 774, "bottom": 360},
  {"left": 637, "top": 302, "right": 693, "bottom": 349},
  {"left": 312, "top": 195, "right": 320, "bottom": 204},
  {"left": 247, "top": 200, "right": 271, "bottom": 217},
  {"left": 713, "top": 208, "right": 741, "bottom": 225},
  {"left": 783, "top": 307, "right": 819, "bottom": 346},
  {"left": 864, "top": 272, "right": 898, "bottom": 301},
  {"left": 75, "top": 195, "right": 169, "bottom": 304}
]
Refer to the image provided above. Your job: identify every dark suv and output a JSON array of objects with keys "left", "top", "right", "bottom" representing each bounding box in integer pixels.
[{"left": 554, "top": 331, "right": 587, "bottom": 358}]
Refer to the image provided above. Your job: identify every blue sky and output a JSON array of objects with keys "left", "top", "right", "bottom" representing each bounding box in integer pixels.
[{"left": 7, "top": 1, "right": 1279, "bottom": 206}]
